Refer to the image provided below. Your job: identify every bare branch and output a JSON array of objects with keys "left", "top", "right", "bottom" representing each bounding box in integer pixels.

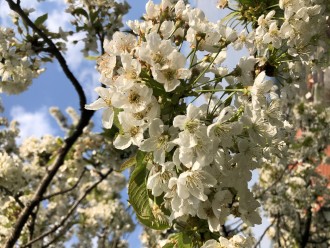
[{"left": 41, "top": 220, "right": 75, "bottom": 248}]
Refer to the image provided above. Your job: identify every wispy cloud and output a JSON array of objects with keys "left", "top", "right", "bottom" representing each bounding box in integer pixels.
[
  {"left": 0, "top": 3, "right": 12, "bottom": 27},
  {"left": 10, "top": 106, "right": 56, "bottom": 142},
  {"left": 79, "top": 67, "right": 100, "bottom": 100},
  {"left": 65, "top": 32, "right": 87, "bottom": 70},
  {"left": 46, "top": 9, "right": 71, "bottom": 32}
]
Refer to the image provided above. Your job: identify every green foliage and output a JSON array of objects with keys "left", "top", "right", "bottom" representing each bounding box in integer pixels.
[
  {"left": 71, "top": 8, "right": 89, "bottom": 19},
  {"left": 119, "top": 155, "right": 136, "bottom": 172},
  {"left": 34, "top": 13, "right": 48, "bottom": 27},
  {"left": 163, "top": 232, "right": 193, "bottom": 248},
  {"left": 128, "top": 151, "right": 170, "bottom": 230}
]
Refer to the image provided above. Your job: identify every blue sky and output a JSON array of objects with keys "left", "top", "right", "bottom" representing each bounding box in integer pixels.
[{"left": 0, "top": 0, "right": 271, "bottom": 247}]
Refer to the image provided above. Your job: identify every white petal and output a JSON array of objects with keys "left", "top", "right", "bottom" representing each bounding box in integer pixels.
[
  {"left": 208, "top": 216, "right": 220, "bottom": 232},
  {"left": 164, "top": 79, "right": 180, "bottom": 92},
  {"left": 154, "top": 149, "right": 165, "bottom": 164},
  {"left": 187, "top": 104, "right": 201, "bottom": 119},
  {"left": 114, "top": 135, "right": 132, "bottom": 149},
  {"left": 188, "top": 181, "right": 207, "bottom": 201},
  {"left": 140, "top": 137, "right": 158, "bottom": 152},
  {"left": 102, "top": 108, "right": 114, "bottom": 129},
  {"left": 173, "top": 115, "right": 186, "bottom": 129},
  {"left": 85, "top": 98, "right": 107, "bottom": 110},
  {"left": 149, "top": 118, "right": 164, "bottom": 137},
  {"left": 95, "top": 87, "right": 111, "bottom": 100},
  {"left": 254, "top": 71, "right": 266, "bottom": 86},
  {"left": 177, "top": 179, "right": 189, "bottom": 199}
]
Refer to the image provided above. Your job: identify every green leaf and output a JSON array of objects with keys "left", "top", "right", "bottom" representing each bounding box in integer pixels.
[
  {"left": 90, "top": 11, "right": 99, "bottom": 23},
  {"left": 101, "top": 125, "right": 119, "bottom": 140},
  {"left": 34, "top": 13, "right": 48, "bottom": 27},
  {"left": 119, "top": 155, "right": 136, "bottom": 172},
  {"left": 162, "top": 233, "right": 193, "bottom": 248},
  {"left": 128, "top": 151, "right": 170, "bottom": 230},
  {"left": 72, "top": 8, "right": 89, "bottom": 19},
  {"left": 224, "top": 95, "right": 233, "bottom": 107}
]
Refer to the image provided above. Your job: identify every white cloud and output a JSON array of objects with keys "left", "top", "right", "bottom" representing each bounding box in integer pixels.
[
  {"left": 10, "top": 106, "right": 56, "bottom": 142},
  {"left": 78, "top": 67, "right": 100, "bottom": 100},
  {"left": 46, "top": 9, "right": 71, "bottom": 32},
  {"left": 65, "top": 32, "right": 86, "bottom": 70},
  {"left": 0, "top": 3, "right": 12, "bottom": 27}
]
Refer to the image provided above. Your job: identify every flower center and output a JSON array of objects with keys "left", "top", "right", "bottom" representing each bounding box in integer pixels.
[
  {"left": 157, "top": 135, "right": 169, "bottom": 149},
  {"left": 133, "top": 112, "right": 144, "bottom": 120},
  {"left": 103, "top": 97, "right": 112, "bottom": 106},
  {"left": 127, "top": 69, "right": 138, "bottom": 80},
  {"left": 184, "top": 120, "right": 199, "bottom": 133},
  {"left": 129, "top": 92, "right": 141, "bottom": 104},
  {"left": 152, "top": 52, "right": 167, "bottom": 66},
  {"left": 129, "top": 126, "right": 140, "bottom": 137},
  {"left": 162, "top": 68, "right": 176, "bottom": 81}
]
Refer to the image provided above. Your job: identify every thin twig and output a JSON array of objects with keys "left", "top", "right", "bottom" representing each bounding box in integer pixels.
[
  {"left": 0, "top": 186, "right": 25, "bottom": 208},
  {"left": 255, "top": 164, "right": 291, "bottom": 199},
  {"left": 23, "top": 168, "right": 113, "bottom": 248},
  {"left": 254, "top": 219, "right": 276, "bottom": 248},
  {"left": 41, "top": 168, "right": 87, "bottom": 200},
  {"left": 26, "top": 204, "right": 39, "bottom": 248},
  {"left": 41, "top": 220, "right": 75, "bottom": 248}
]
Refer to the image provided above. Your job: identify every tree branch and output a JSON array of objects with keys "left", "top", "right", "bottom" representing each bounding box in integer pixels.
[
  {"left": 22, "top": 168, "right": 113, "bottom": 248},
  {"left": 41, "top": 220, "right": 75, "bottom": 248},
  {"left": 26, "top": 205, "right": 39, "bottom": 248},
  {"left": 5, "top": 0, "right": 87, "bottom": 110},
  {"left": 300, "top": 207, "right": 312, "bottom": 248},
  {"left": 4, "top": 109, "right": 93, "bottom": 248},
  {"left": 4, "top": 1, "right": 95, "bottom": 247}
]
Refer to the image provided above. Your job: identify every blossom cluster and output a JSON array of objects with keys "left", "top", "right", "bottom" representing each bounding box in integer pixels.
[
  {"left": 0, "top": 108, "right": 134, "bottom": 246},
  {"left": 65, "top": 0, "right": 130, "bottom": 56},
  {"left": 255, "top": 100, "right": 330, "bottom": 247},
  {"left": 201, "top": 234, "right": 255, "bottom": 248},
  {"left": 85, "top": 0, "right": 329, "bottom": 245},
  {"left": 0, "top": 27, "right": 44, "bottom": 94}
]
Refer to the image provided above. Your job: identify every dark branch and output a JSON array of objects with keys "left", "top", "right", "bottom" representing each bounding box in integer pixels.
[
  {"left": 301, "top": 207, "right": 312, "bottom": 248},
  {"left": 5, "top": 0, "right": 87, "bottom": 110},
  {"left": 4, "top": 1, "right": 95, "bottom": 247},
  {"left": 255, "top": 164, "right": 291, "bottom": 199},
  {"left": 4, "top": 108, "right": 93, "bottom": 248},
  {"left": 26, "top": 205, "right": 39, "bottom": 248}
]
